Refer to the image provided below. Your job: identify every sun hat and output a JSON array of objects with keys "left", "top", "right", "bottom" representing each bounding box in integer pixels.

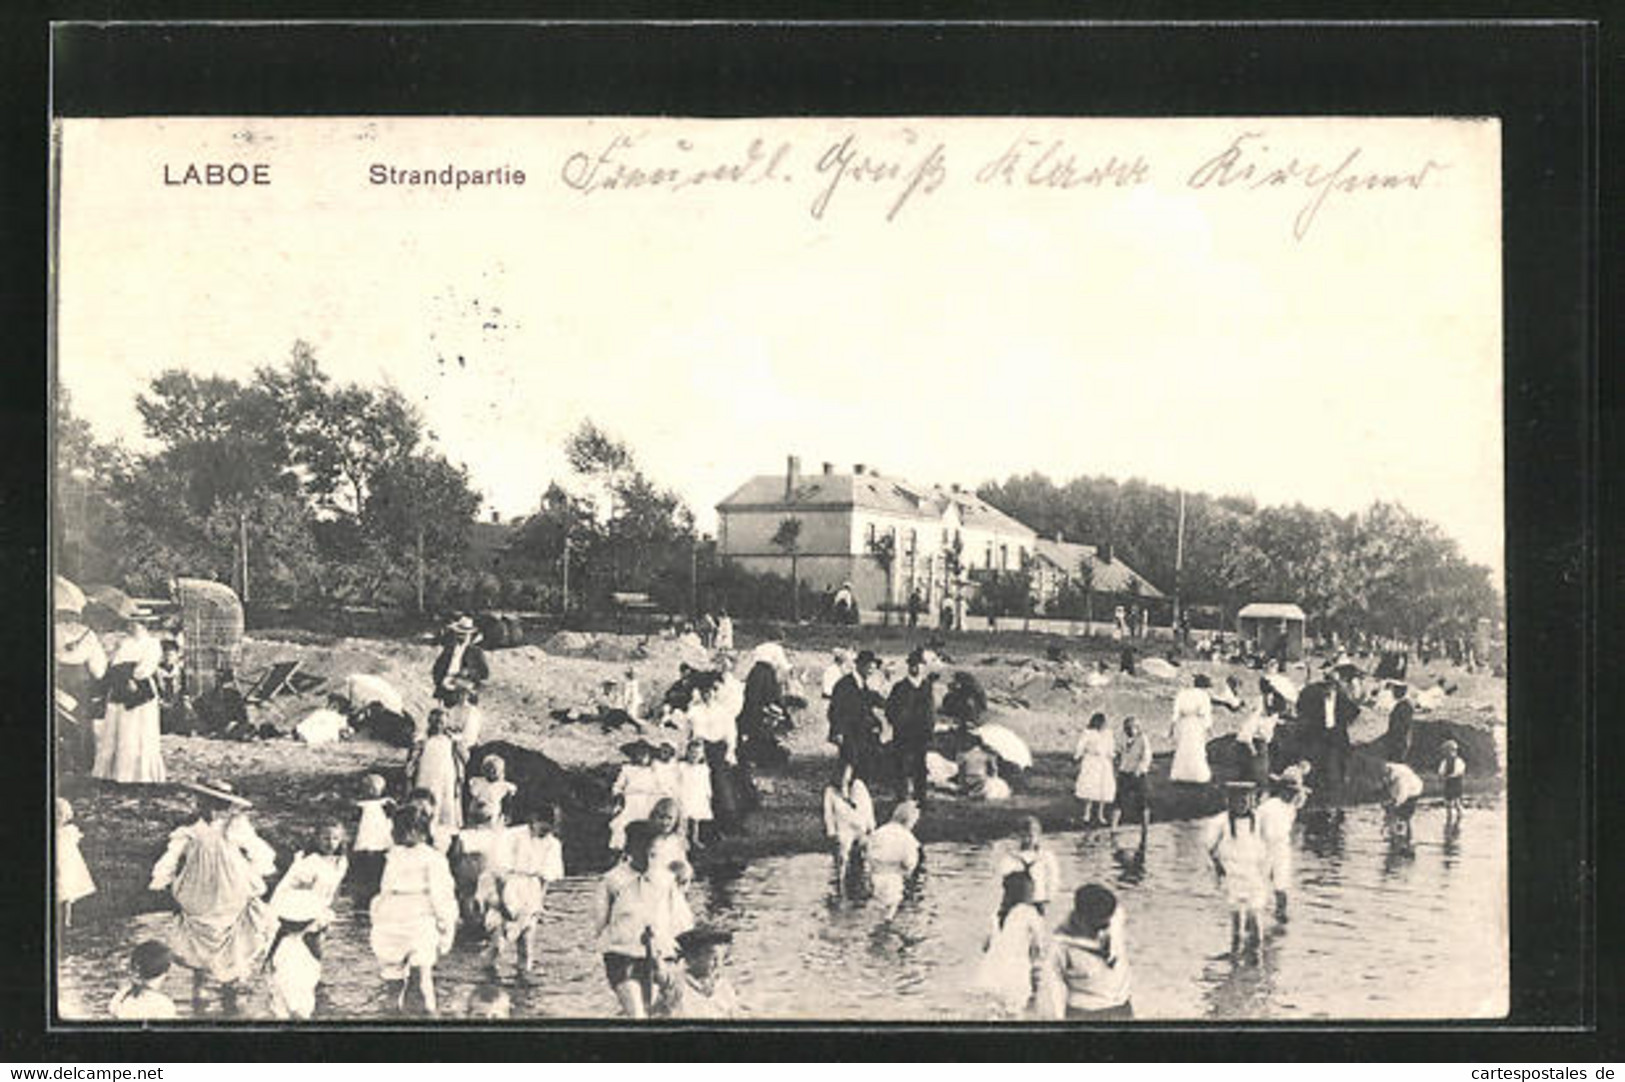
[
  {"left": 619, "top": 739, "right": 657, "bottom": 760},
  {"left": 130, "top": 940, "right": 173, "bottom": 981},
  {"left": 676, "top": 925, "right": 734, "bottom": 956},
  {"left": 183, "top": 779, "right": 253, "bottom": 808},
  {"left": 447, "top": 615, "right": 477, "bottom": 635}
]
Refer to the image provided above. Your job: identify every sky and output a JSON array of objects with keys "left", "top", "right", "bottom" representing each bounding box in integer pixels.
[{"left": 56, "top": 116, "right": 1504, "bottom": 577}]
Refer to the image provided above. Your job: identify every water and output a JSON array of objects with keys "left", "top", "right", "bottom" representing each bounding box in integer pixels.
[{"left": 58, "top": 795, "right": 1506, "bottom": 1022}]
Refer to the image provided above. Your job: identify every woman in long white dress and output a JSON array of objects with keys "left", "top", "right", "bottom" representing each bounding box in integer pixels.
[
  {"left": 1168, "top": 674, "right": 1215, "bottom": 785},
  {"left": 96, "top": 612, "right": 166, "bottom": 784}
]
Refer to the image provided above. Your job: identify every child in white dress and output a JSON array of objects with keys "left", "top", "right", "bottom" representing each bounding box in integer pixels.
[
  {"left": 267, "top": 890, "right": 326, "bottom": 1020},
  {"left": 480, "top": 805, "right": 566, "bottom": 973},
  {"left": 56, "top": 798, "right": 95, "bottom": 927},
  {"left": 271, "top": 821, "right": 349, "bottom": 920},
  {"left": 467, "top": 754, "right": 517, "bottom": 827},
  {"left": 607, "top": 742, "right": 663, "bottom": 852},
  {"left": 352, "top": 774, "right": 395, "bottom": 900},
  {"left": 823, "top": 773, "right": 876, "bottom": 899},
  {"left": 676, "top": 740, "right": 713, "bottom": 847},
  {"left": 1073, "top": 713, "right": 1117, "bottom": 826},
  {"left": 975, "top": 871, "right": 1050, "bottom": 1017}
]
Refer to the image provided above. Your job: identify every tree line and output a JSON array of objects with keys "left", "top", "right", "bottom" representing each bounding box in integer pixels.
[
  {"left": 54, "top": 343, "right": 1500, "bottom": 641},
  {"left": 976, "top": 472, "right": 1501, "bottom": 642}
]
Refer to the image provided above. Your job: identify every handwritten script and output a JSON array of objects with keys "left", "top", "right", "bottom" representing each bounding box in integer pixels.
[{"left": 557, "top": 128, "right": 1449, "bottom": 241}]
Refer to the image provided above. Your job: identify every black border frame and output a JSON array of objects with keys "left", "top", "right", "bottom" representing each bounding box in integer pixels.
[{"left": 2, "top": 13, "right": 1611, "bottom": 1061}]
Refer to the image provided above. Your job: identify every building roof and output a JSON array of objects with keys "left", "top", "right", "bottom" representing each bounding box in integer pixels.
[
  {"left": 1030, "top": 537, "right": 1165, "bottom": 598},
  {"left": 1237, "top": 602, "right": 1306, "bottom": 621},
  {"left": 717, "top": 470, "right": 1034, "bottom": 538}
]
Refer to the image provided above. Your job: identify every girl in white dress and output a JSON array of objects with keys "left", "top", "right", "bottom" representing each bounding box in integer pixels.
[
  {"left": 607, "top": 741, "right": 664, "bottom": 852},
  {"left": 974, "top": 871, "right": 1050, "bottom": 1017},
  {"left": 676, "top": 740, "right": 713, "bottom": 847},
  {"left": 1073, "top": 713, "right": 1117, "bottom": 825},
  {"left": 1168, "top": 674, "right": 1215, "bottom": 785},
  {"left": 867, "top": 801, "right": 922, "bottom": 919},
  {"left": 56, "top": 798, "right": 95, "bottom": 927},
  {"left": 369, "top": 806, "right": 457, "bottom": 1014},
  {"left": 96, "top": 614, "right": 166, "bottom": 784},
  {"left": 822, "top": 771, "right": 876, "bottom": 898},
  {"left": 1205, "top": 781, "right": 1270, "bottom": 957}
]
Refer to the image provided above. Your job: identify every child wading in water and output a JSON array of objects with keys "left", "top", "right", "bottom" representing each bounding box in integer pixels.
[
  {"left": 993, "top": 817, "right": 1062, "bottom": 915},
  {"left": 1437, "top": 739, "right": 1467, "bottom": 824},
  {"left": 266, "top": 889, "right": 327, "bottom": 1020},
  {"left": 608, "top": 740, "right": 663, "bottom": 853},
  {"left": 271, "top": 820, "right": 349, "bottom": 918},
  {"left": 867, "top": 800, "right": 922, "bottom": 920},
  {"left": 1049, "top": 884, "right": 1133, "bottom": 1020},
  {"left": 823, "top": 769, "right": 876, "bottom": 899},
  {"left": 480, "top": 803, "right": 565, "bottom": 975},
  {"left": 1205, "top": 780, "right": 1269, "bottom": 960},
  {"left": 595, "top": 820, "right": 695, "bottom": 1018},
  {"left": 408, "top": 711, "right": 463, "bottom": 838},
  {"left": 56, "top": 798, "right": 95, "bottom": 928},
  {"left": 1254, "top": 763, "right": 1311, "bottom": 922},
  {"left": 110, "top": 941, "right": 178, "bottom": 1020},
  {"left": 662, "top": 925, "right": 742, "bottom": 1019},
  {"left": 369, "top": 805, "right": 458, "bottom": 1015},
  {"left": 676, "top": 740, "right": 713, "bottom": 848},
  {"left": 974, "top": 870, "right": 1050, "bottom": 1017},
  {"left": 351, "top": 774, "right": 395, "bottom": 900},
  {"left": 1382, "top": 760, "right": 1425, "bottom": 842}
]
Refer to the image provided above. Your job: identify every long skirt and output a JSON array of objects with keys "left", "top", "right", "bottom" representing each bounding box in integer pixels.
[
  {"left": 169, "top": 897, "right": 274, "bottom": 984},
  {"left": 95, "top": 700, "right": 166, "bottom": 784},
  {"left": 1168, "top": 717, "right": 1211, "bottom": 784}
]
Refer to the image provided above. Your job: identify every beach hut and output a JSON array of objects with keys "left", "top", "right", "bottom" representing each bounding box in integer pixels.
[
  {"left": 1236, "top": 602, "right": 1307, "bottom": 662},
  {"left": 176, "top": 577, "right": 244, "bottom": 698}
]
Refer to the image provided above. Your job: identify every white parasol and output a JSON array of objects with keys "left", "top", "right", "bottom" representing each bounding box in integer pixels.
[
  {"left": 54, "top": 574, "right": 87, "bottom": 615},
  {"left": 974, "top": 723, "right": 1032, "bottom": 770},
  {"left": 344, "top": 673, "right": 405, "bottom": 715},
  {"left": 1264, "top": 673, "right": 1301, "bottom": 705}
]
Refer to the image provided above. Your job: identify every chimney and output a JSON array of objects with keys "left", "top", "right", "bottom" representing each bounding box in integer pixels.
[
  {"left": 785, "top": 455, "right": 801, "bottom": 499},
  {"left": 1054, "top": 529, "right": 1064, "bottom": 544},
  {"left": 1101, "top": 542, "right": 1115, "bottom": 564},
  {"left": 950, "top": 482, "right": 960, "bottom": 494},
  {"left": 490, "top": 510, "right": 501, "bottom": 524},
  {"left": 821, "top": 462, "right": 834, "bottom": 475},
  {"left": 854, "top": 463, "right": 866, "bottom": 475}
]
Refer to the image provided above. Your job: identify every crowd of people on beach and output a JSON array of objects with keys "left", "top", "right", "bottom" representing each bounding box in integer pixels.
[{"left": 57, "top": 597, "right": 1484, "bottom": 1023}]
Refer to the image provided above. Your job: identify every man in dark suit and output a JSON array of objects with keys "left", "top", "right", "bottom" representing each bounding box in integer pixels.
[
  {"left": 828, "top": 650, "right": 885, "bottom": 787},
  {"left": 886, "top": 649, "right": 937, "bottom": 804}
]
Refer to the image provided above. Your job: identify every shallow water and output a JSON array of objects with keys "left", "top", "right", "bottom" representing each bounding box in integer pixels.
[{"left": 58, "top": 795, "right": 1505, "bottom": 1022}]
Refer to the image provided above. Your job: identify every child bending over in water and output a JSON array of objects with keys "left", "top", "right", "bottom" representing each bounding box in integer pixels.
[{"left": 867, "top": 801, "right": 922, "bottom": 920}]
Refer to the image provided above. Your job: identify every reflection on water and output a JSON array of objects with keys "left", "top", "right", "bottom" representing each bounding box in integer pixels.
[{"left": 57, "top": 796, "right": 1506, "bottom": 1022}]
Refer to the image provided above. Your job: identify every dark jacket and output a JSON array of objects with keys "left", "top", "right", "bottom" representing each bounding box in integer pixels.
[
  {"left": 432, "top": 640, "right": 489, "bottom": 696},
  {"left": 885, "top": 676, "right": 936, "bottom": 749},
  {"left": 829, "top": 673, "right": 882, "bottom": 748}
]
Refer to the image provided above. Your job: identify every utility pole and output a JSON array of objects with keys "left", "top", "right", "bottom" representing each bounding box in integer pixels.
[
  {"left": 561, "top": 534, "right": 571, "bottom": 617},
  {"left": 1173, "top": 489, "right": 1186, "bottom": 637},
  {"left": 237, "top": 508, "right": 250, "bottom": 604},
  {"left": 415, "top": 524, "right": 426, "bottom": 613},
  {"left": 690, "top": 538, "right": 699, "bottom": 617}
]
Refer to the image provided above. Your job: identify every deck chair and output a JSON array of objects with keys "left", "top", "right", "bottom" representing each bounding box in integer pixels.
[
  {"left": 288, "top": 671, "right": 327, "bottom": 695},
  {"left": 245, "top": 659, "right": 302, "bottom": 705}
]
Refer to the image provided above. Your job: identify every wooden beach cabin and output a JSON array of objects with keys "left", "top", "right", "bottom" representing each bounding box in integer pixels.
[{"left": 1236, "top": 601, "right": 1307, "bottom": 662}]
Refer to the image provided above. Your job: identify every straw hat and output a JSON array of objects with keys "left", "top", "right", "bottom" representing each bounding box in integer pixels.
[
  {"left": 182, "top": 779, "right": 253, "bottom": 808},
  {"left": 447, "top": 615, "right": 477, "bottom": 636},
  {"left": 676, "top": 925, "right": 734, "bottom": 956}
]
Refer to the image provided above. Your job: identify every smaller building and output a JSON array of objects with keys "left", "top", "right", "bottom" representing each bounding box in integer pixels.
[{"left": 1236, "top": 602, "right": 1307, "bottom": 661}]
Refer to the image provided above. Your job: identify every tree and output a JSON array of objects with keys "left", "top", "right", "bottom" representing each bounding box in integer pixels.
[
  {"left": 365, "top": 453, "right": 483, "bottom": 611},
  {"left": 770, "top": 517, "right": 804, "bottom": 621},
  {"left": 256, "top": 342, "right": 423, "bottom": 516},
  {"left": 868, "top": 531, "right": 896, "bottom": 625}
]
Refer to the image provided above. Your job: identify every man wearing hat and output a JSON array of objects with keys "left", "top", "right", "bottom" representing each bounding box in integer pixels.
[
  {"left": 886, "top": 648, "right": 937, "bottom": 804},
  {"left": 1383, "top": 682, "right": 1415, "bottom": 763},
  {"left": 828, "top": 650, "right": 886, "bottom": 787},
  {"left": 431, "top": 615, "right": 489, "bottom": 705},
  {"left": 148, "top": 779, "right": 277, "bottom": 1014}
]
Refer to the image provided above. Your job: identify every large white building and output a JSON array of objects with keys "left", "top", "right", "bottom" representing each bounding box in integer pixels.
[{"left": 715, "top": 457, "right": 1042, "bottom": 621}]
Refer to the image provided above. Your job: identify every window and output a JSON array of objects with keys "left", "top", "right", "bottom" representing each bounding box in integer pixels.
[
  {"left": 865, "top": 523, "right": 876, "bottom": 546},
  {"left": 999, "top": 544, "right": 1009, "bottom": 570},
  {"left": 985, "top": 543, "right": 994, "bottom": 569},
  {"left": 907, "top": 528, "right": 917, "bottom": 556}
]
